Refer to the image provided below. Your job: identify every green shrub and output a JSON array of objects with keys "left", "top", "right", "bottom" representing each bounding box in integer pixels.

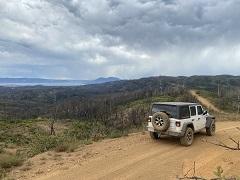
[
  {"left": 81, "top": 139, "right": 93, "bottom": 145},
  {"left": 0, "top": 154, "right": 23, "bottom": 169},
  {"left": 214, "top": 166, "right": 224, "bottom": 179},
  {"left": 66, "top": 121, "right": 107, "bottom": 141},
  {"left": 108, "top": 129, "right": 128, "bottom": 138},
  {"left": 213, "top": 166, "right": 240, "bottom": 180},
  {"left": 66, "top": 121, "right": 92, "bottom": 140},
  {"left": 29, "top": 136, "right": 63, "bottom": 156}
]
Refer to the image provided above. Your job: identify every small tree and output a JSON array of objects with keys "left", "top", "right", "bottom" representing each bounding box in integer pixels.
[
  {"left": 213, "top": 166, "right": 225, "bottom": 180},
  {"left": 49, "top": 118, "right": 56, "bottom": 136},
  {"left": 48, "top": 91, "right": 58, "bottom": 136}
]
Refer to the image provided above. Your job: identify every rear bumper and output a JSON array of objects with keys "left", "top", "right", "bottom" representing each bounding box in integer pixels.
[
  {"left": 147, "top": 126, "right": 184, "bottom": 137},
  {"left": 163, "top": 131, "right": 184, "bottom": 137}
]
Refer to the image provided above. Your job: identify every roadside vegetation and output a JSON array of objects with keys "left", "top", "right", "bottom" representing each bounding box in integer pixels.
[{"left": 178, "top": 164, "right": 240, "bottom": 180}]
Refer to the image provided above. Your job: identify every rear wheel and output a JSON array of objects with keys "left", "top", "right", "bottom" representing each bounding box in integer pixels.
[
  {"left": 206, "top": 122, "right": 215, "bottom": 136},
  {"left": 150, "top": 132, "right": 161, "bottom": 140},
  {"left": 180, "top": 127, "right": 194, "bottom": 146}
]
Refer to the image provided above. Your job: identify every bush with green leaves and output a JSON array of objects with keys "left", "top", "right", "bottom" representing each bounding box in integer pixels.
[
  {"left": 29, "top": 135, "right": 64, "bottom": 156},
  {"left": 108, "top": 129, "right": 129, "bottom": 139},
  {"left": 213, "top": 166, "right": 240, "bottom": 180},
  {"left": 65, "top": 121, "right": 107, "bottom": 141}
]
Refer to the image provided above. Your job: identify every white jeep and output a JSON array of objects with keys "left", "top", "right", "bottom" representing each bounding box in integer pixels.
[{"left": 147, "top": 102, "right": 215, "bottom": 146}]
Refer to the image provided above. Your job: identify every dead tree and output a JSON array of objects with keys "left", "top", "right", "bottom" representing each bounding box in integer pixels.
[
  {"left": 209, "top": 139, "right": 240, "bottom": 150},
  {"left": 49, "top": 92, "right": 58, "bottom": 136},
  {"left": 218, "top": 83, "right": 220, "bottom": 97},
  {"left": 207, "top": 127, "right": 240, "bottom": 151},
  {"left": 177, "top": 162, "right": 239, "bottom": 180},
  {"left": 49, "top": 119, "right": 56, "bottom": 135},
  {"left": 177, "top": 161, "right": 207, "bottom": 180}
]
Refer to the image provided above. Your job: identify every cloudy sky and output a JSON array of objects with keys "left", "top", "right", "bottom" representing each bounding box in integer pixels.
[{"left": 0, "top": 0, "right": 240, "bottom": 80}]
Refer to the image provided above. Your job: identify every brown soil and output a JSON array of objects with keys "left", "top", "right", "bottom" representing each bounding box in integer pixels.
[{"left": 11, "top": 121, "right": 240, "bottom": 180}]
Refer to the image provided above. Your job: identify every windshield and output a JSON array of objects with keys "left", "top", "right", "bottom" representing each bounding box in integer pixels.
[{"left": 152, "top": 104, "right": 178, "bottom": 118}]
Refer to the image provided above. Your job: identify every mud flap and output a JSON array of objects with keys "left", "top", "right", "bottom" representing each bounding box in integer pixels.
[{"left": 206, "top": 116, "right": 215, "bottom": 128}]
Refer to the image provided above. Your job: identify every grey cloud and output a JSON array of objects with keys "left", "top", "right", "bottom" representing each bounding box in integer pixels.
[{"left": 0, "top": 0, "right": 240, "bottom": 79}]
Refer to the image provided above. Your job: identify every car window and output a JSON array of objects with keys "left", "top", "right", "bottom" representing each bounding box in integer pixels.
[
  {"left": 190, "top": 106, "right": 196, "bottom": 116},
  {"left": 197, "top": 106, "right": 203, "bottom": 115},
  {"left": 152, "top": 104, "right": 178, "bottom": 118},
  {"left": 179, "top": 106, "right": 190, "bottom": 119}
]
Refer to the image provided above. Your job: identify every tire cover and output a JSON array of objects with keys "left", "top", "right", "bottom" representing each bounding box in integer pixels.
[{"left": 152, "top": 112, "right": 170, "bottom": 131}]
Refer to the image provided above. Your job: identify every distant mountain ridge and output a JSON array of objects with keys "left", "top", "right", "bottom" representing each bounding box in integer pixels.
[{"left": 0, "top": 77, "right": 120, "bottom": 86}]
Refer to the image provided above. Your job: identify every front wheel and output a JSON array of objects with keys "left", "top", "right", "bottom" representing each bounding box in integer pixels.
[
  {"left": 180, "top": 127, "right": 194, "bottom": 146},
  {"left": 150, "top": 132, "right": 161, "bottom": 140},
  {"left": 206, "top": 123, "right": 216, "bottom": 136}
]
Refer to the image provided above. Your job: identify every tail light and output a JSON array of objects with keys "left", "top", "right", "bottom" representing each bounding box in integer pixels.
[
  {"left": 147, "top": 117, "right": 152, "bottom": 122},
  {"left": 176, "top": 121, "right": 181, "bottom": 127}
]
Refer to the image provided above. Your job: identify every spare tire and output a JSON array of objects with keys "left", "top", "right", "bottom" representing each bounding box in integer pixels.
[{"left": 152, "top": 112, "right": 170, "bottom": 131}]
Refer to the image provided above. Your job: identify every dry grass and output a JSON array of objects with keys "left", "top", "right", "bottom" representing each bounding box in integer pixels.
[
  {"left": 0, "top": 153, "right": 23, "bottom": 169},
  {"left": 54, "top": 142, "right": 78, "bottom": 153},
  {"left": 215, "top": 113, "right": 240, "bottom": 121},
  {"left": 20, "top": 166, "right": 31, "bottom": 172},
  {"left": 40, "top": 157, "right": 46, "bottom": 161}
]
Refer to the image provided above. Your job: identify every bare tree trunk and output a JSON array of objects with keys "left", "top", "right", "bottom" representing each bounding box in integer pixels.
[
  {"left": 49, "top": 92, "right": 57, "bottom": 136},
  {"left": 50, "top": 119, "right": 56, "bottom": 135},
  {"left": 217, "top": 82, "right": 220, "bottom": 97}
]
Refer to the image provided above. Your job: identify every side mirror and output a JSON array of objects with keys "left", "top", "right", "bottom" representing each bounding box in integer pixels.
[{"left": 203, "top": 110, "right": 208, "bottom": 115}]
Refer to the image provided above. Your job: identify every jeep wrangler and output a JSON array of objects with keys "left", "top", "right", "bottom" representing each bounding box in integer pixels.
[{"left": 147, "top": 102, "right": 215, "bottom": 146}]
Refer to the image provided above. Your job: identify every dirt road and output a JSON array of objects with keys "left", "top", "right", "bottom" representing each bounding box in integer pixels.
[
  {"left": 13, "top": 121, "right": 240, "bottom": 180},
  {"left": 189, "top": 90, "right": 222, "bottom": 113}
]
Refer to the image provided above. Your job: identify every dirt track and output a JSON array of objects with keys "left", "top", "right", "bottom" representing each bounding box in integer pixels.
[
  {"left": 189, "top": 90, "right": 222, "bottom": 113},
  {"left": 14, "top": 121, "right": 240, "bottom": 180}
]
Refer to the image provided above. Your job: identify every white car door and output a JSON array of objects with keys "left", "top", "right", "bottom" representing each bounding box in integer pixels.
[
  {"left": 196, "top": 105, "right": 206, "bottom": 130},
  {"left": 189, "top": 106, "right": 198, "bottom": 130}
]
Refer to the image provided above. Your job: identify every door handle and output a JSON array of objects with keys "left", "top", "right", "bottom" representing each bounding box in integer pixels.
[{"left": 192, "top": 119, "right": 194, "bottom": 121}]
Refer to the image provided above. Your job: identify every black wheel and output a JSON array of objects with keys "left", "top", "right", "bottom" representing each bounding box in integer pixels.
[
  {"left": 151, "top": 112, "right": 170, "bottom": 131},
  {"left": 206, "top": 122, "right": 215, "bottom": 136},
  {"left": 150, "top": 132, "right": 161, "bottom": 140},
  {"left": 180, "top": 127, "right": 194, "bottom": 146}
]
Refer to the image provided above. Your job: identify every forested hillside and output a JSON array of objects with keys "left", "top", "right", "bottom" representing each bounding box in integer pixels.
[
  {"left": 1, "top": 75, "right": 240, "bottom": 120},
  {"left": 0, "top": 77, "right": 191, "bottom": 129}
]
